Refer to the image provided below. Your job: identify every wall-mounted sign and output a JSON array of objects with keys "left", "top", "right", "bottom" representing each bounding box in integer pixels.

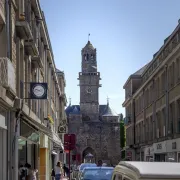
[
  {"left": 157, "top": 143, "right": 162, "bottom": 150},
  {"left": 30, "top": 82, "right": 48, "bottom": 99},
  {"left": 153, "top": 141, "right": 167, "bottom": 153},
  {"left": 58, "top": 125, "right": 66, "bottom": 133}
]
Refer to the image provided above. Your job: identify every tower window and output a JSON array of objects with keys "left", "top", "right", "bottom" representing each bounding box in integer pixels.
[{"left": 84, "top": 54, "right": 87, "bottom": 61}]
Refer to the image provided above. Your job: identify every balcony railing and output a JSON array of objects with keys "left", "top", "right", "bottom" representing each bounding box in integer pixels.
[{"left": 0, "top": 57, "right": 16, "bottom": 93}]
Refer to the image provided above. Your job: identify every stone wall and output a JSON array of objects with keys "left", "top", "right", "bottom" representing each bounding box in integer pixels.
[{"left": 68, "top": 118, "right": 121, "bottom": 165}]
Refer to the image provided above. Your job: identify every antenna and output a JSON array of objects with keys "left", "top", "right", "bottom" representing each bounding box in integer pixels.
[{"left": 88, "top": 33, "right": 90, "bottom": 41}]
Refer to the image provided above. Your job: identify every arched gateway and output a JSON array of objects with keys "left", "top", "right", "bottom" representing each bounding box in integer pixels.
[{"left": 82, "top": 147, "right": 96, "bottom": 163}]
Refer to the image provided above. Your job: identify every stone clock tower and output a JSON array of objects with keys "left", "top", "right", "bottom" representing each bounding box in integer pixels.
[
  {"left": 78, "top": 41, "right": 101, "bottom": 121},
  {"left": 66, "top": 41, "right": 121, "bottom": 165}
]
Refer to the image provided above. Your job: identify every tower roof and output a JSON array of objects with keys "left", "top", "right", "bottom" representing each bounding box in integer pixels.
[
  {"left": 102, "top": 105, "right": 118, "bottom": 117},
  {"left": 83, "top": 41, "right": 95, "bottom": 50},
  {"left": 65, "top": 104, "right": 118, "bottom": 117}
]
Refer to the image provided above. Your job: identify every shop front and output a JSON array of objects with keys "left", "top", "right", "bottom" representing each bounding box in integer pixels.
[
  {"left": 144, "top": 145, "right": 154, "bottom": 161},
  {"left": 166, "top": 138, "right": 180, "bottom": 162},
  {"left": 39, "top": 130, "right": 63, "bottom": 180},
  {"left": 18, "top": 120, "right": 40, "bottom": 173},
  {"left": 153, "top": 141, "right": 167, "bottom": 162},
  {"left": 125, "top": 148, "right": 135, "bottom": 161}
]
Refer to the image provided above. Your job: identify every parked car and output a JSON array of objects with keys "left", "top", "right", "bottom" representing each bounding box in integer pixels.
[{"left": 112, "top": 161, "right": 180, "bottom": 180}]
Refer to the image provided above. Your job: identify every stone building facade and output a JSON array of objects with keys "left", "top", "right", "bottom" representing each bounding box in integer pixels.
[
  {"left": 0, "top": 0, "right": 67, "bottom": 179},
  {"left": 66, "top": 41, "right": 121, "bottom": 165},
  {"left": 123, "top": 20, "right": 180, "bottom": 162}
]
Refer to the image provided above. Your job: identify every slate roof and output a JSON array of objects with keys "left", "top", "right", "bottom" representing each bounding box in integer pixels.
[
  {"left": 83, "top": 41, "right": 95, "bottom": 50},
  {"left": 133, "top": 63, "right": 150, "bottom": 76},
  {"left": 65, "top": 104, "right": 117, "bottom": 117},
  {"left": 102, "top": 105, "right": 118, "bottom": 116}
]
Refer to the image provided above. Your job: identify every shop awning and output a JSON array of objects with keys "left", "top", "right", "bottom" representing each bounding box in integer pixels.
[
  {"left": 23, "top": 115, "right": 64, "bottom": 150},
  {"left": 50, "top": 131, "right": 64, "bottom": 150}
]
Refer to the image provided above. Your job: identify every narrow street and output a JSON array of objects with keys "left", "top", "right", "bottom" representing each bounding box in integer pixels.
[{"left": 1, "top": 0, "right": 180, "bottom": 180}]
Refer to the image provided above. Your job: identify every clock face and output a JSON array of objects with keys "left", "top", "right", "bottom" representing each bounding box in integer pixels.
[
  {"left": 33, "top": 85, "right": 45, "bottom": 97},
  {"left": 86, "top": 87, "right": 92, "bottom": 94}
]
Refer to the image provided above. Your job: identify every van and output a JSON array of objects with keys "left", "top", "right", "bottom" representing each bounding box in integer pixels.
[{"left": 112, "top": 161, "right": 180, "bottom": 180}]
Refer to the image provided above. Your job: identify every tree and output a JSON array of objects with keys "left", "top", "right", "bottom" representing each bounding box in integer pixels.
[{"left": 119, "top": 113, "right": 126, "bottom": 159}]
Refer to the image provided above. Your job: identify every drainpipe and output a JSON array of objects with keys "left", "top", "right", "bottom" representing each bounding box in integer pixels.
[
  {"left": 165, "top": 64, "right": 169, "bottom": 136},
  {"left": 133, "top": 99, "right": 136, "bottom": 160},
  {"left": 6, "top": 0, "right": 12, "bottom": 179}
]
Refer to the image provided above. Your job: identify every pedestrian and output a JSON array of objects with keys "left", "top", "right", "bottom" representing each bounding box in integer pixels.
[
  {"left": 25, "top": 163, "right": 38, "bottom": 180},
  {"left": 97, "top": 160, "right": 103, "bottom": 167},
  {"left": 63, "top": 164, "right": 70, "bottom": 177},
  {"left": 54, "top": 161, "right": 63, "bottom": 180},
  {"left": 18, "top": 164, "right": 26, "bottom": 180}
]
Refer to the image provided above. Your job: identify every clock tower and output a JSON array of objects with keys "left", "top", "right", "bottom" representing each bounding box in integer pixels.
[{"left": 79, "top": 41, "right": 101, "bottom": 121}]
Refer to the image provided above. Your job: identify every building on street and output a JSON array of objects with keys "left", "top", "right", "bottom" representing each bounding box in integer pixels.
[
  {"left": 0, "top": 0, "right": 67, "bottom": 179},
  {"left": 66, "top": 41, "right": 121, "bottom": 165},
  {"left": 122, "top": 20, "right": 180, "bottom": 162}
]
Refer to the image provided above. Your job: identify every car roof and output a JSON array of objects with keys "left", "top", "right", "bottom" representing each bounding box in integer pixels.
[
  {"left": 83, "top": 167, "right": 114, "bottom": 170},
  {"left": 116, "top": 161, "right": 180, "bottom": 178}
]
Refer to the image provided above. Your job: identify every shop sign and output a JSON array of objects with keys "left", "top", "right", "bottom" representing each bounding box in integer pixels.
[
  {"left": 157, "top": 144, "right": 162, "bottom": 150},
  {"left": 153, "top": 141, "right": 167, "bottom": 153},
  {"left": 30, "top": 82, "right": 48, "bottom": 99}
]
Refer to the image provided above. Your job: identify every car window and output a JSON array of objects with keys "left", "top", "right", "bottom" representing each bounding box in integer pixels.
[
  {"left": 79, "top": 164, "right": 97, "bottom": 171},
  {"left": 83, "top": 169, "right": 113, "bottom": 180}
]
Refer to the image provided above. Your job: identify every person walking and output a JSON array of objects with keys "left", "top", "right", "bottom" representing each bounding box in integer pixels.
[
  {"left": 54, "top": 161, "right": 63, "bottom": 180},
  {"left": 25, "top": 163, "right": 38, "bottom": 180},
  {"left": 63, "top": 164, "right": 70, "bottom": 178}
]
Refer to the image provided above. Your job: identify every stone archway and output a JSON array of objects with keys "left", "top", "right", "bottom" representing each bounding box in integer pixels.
[{"left": 82, "top": 147, "right": 96, "bottom": 163}]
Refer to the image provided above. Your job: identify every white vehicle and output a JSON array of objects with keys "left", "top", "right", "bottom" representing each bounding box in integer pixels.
[{"left": 112, "top": 161, "right": 180, "bottom": 180}]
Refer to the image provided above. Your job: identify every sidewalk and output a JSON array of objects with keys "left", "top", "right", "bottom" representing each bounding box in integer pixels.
[{"left": 61, "top": 176, "right": 69, "bottom": 180}]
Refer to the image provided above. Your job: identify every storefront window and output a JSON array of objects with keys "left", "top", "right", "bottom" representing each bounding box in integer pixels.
[
  {"left": 0, "top": 128, "right": 7, "bottom": 180},
  {"left": 18, "top": 121, "right": 40, "bottom": 179},
  {"left": 177, "top": 153, "right": 180, "bottom": 162}
]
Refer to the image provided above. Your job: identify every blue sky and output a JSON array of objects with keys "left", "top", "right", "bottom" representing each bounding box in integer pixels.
[{"left": 40, "top": 0, "right": 180, "bottom": 115}]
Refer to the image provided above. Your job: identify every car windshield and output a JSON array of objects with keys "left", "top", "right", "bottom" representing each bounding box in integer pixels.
[
  {"left": 82, "top": 168, "right": 113, "bottom": 180},
  {"left": 79, "top": 163, "right": 97, "bottom": 171}
]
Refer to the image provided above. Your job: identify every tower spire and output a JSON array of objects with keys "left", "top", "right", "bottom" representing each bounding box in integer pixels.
[
  {"left": 88, "top": 33, "right": 90, "bottom": 41},
  {"left": 107, "top": 96, "right": 109, "bottom": 106},
  {"left": 69, "top": 97, "right": 71, "bottom": 106}
]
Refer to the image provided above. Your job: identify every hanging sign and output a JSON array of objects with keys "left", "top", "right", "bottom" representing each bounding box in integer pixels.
[{"left": 30, "top": 82, "right": 48, "bottom": 99}]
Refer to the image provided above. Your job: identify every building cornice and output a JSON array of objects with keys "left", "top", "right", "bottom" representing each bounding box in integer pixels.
[
  {"left": 142, "top": 22, "right": 180, "bottom": 77},
  {"left": 133, "top": 42, "right": 180, "bottom": 99},
  {"left": 123, "top": 75, "right": 141, "bottom": 89}
]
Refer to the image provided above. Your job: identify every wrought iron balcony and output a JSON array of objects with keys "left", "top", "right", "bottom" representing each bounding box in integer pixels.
[
  {"left": 0, "top": 57, "right": 16, "bottom": 93},
  {"left": 0, "top": 0, "right": 5, "bottom": 25}
]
